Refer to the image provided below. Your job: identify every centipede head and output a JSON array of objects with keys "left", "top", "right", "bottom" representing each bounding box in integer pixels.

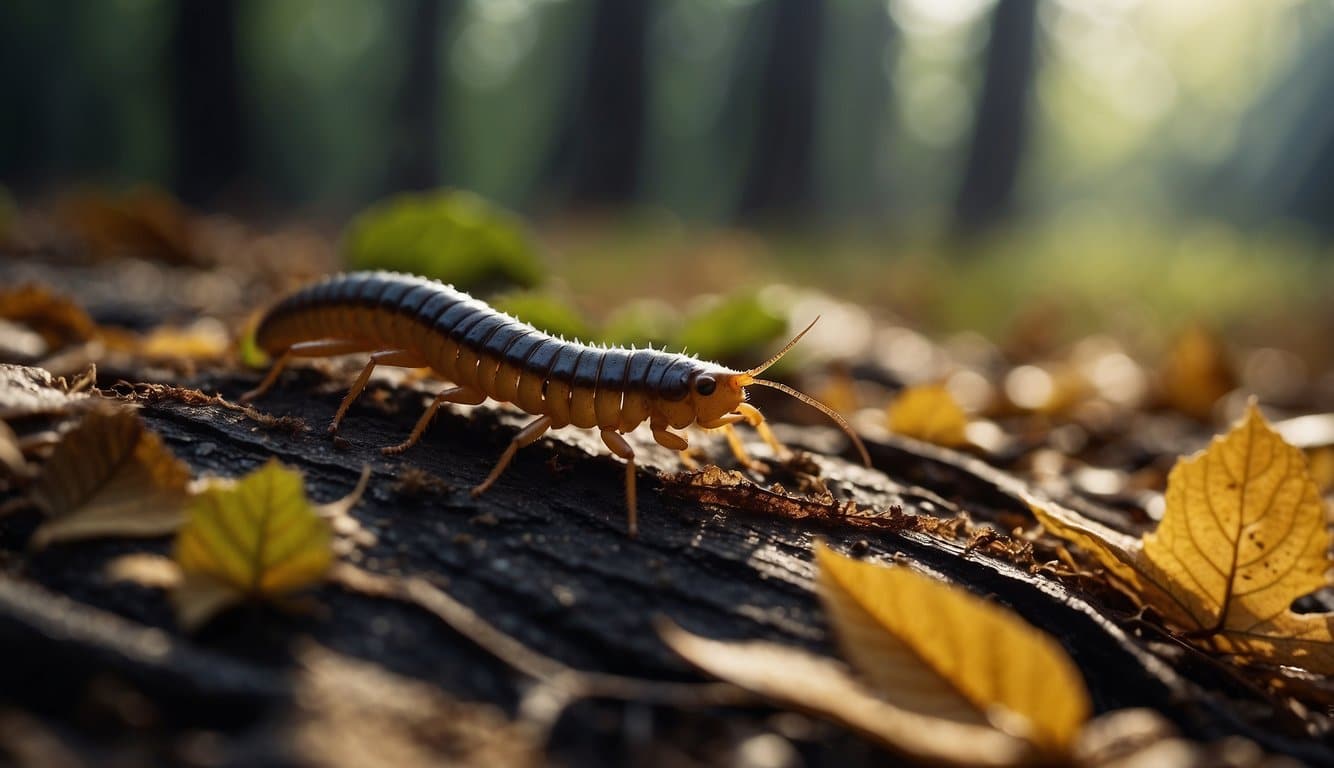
[{"left": 730, "top": 317, "right": 872, "bottom": 467}]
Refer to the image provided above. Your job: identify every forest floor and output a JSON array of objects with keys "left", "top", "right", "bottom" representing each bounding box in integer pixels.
[{"left": 0, "top": 199, "right": 1332, "bottom": 767}]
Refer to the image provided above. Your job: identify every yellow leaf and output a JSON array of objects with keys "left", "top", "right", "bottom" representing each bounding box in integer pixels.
[
  {"left": 658, "top": 620, "right": 1035, "bottom": 767},
  {"left": 27, "top": 407, "right": 191, "bottom": 547},
  {"left": 137, "top": 320, "right": 230, "bottom": 362},
  {"left": 1158, "top": 325, "right": 1234, "bottom": 421},
  {"left": 1306, "top": 446, "right": 1334, "bottom": 494},
  {"left": 815, "top": 543, "right": 1091, "bottom": 751},
  {"left": 887, "top": 384, "right": 968, "bottom": 447},
  {"left": 173, "top": 459, "right": 332, "bottom": 630},
  {"left": 1031, "top": 403, "right": 1334, "bottom": 673}
]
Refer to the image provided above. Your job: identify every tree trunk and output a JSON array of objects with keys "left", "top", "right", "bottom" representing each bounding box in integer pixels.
[
  {"left": 951, "top": 0, "right": 1039, "bottom": 237},
  {"left": 170, "top": 0, "right": 246, "bottom": 207},
  {"left": 545, "top": 0, "right": 650, "bottom": 208},
  {"left": 386, "top": 0, "right": 454, "bottom": 194},
  {"left": 736, "top": 0, "right": 826, "bottom": 224}
]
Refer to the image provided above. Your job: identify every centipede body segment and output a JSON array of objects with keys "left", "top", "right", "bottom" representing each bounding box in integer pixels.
[{"left": 243, "top": 271, "right": 870, "bottom": 536}]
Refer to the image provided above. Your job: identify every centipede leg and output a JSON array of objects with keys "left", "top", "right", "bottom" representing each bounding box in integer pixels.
[
  {"left": 737, "top": 402, "right": 790, "bottom": 459},
  {"left": 721, "top": 424, "right": 767, "bottom": 473},
  {"left": 331, "top": 349, "right": 426, "bottom": 436},
  {"left": 600, "top": 429, "right": 638, "bottom": 537},
  {"left": 471, "top": 415, "right": 552, "bottom": 497},
  {"left": 650, "top": 424, "right": 689, "bottom": 452},
  {"left": 382, "top": 385, "right": 486, "bottom": 455},
  {"left": 240, "top": 339, "right": 368, "bottom": 403}
]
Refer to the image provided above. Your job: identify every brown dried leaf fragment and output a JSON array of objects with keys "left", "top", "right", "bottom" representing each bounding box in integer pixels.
[
  {"left": 0, "top": 364, "right": 92, "bottom": 421},
  {"left": 0, "top": 419, "right": 31, "bottom": 487},
  {"left": 27, "top": 406, "right": 190, "bottom": 548},
  {"left": 58, "top": 185, "right": 201, "bottom": 266},
  {"left": 0, "top": 284, "right": 97, "bottom": 353}
]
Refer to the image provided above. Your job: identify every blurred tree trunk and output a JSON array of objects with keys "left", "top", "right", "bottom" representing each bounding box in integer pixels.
[
  {"left": 819, "top": 1, "right": 895, "bottom": 220},
  {"left": 545, "top": 0, "right": 650, "bottom": 208},
  {"left": 952, "top": 0, "right": 1039, "bottom": 237},
  {"left": 736, "top": 0, "right": 826, "bottom": 224},
  {"left": 170, "top": 0, "right": 245, "bottom": 207},
  {"left": 387, "top": 0, "right": 456, "bottom": 194}
]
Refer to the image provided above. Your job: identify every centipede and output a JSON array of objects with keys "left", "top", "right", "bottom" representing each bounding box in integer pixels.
[{"left": 242, "top": 271, "right": 870, "bottom": 536}]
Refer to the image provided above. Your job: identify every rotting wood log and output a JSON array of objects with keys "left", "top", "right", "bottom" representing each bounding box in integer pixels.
[{"left": 0, "top": 368, "right": 1329, "bottom": 766}]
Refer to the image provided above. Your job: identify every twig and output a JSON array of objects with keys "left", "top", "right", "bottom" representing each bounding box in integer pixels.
[{"left": 329, "top": 564, "right": 749, "bottom": 717}]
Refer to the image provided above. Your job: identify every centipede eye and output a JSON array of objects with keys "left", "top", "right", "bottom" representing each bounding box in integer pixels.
[{"left": 694, "top": 375, "right": 717, "bottom": 396}]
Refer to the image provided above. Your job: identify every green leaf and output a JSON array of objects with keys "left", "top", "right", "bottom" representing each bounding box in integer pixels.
[
  {"left": 672, "top": 292, "right": 786, "bottom": 364},
  {"left": 343, "top": 189, "right": 542, "bottom": 294},
  {"left": 173, "top": 459, "right": 333, "bottom": 630}
]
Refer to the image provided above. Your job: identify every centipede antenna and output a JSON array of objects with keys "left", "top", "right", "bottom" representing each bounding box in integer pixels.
[
  {"left": 746, "top": 316, "right": 821, "bottom": 378},
  {"left": 748, "top": 377, "right": 872, "bottom": 467}
]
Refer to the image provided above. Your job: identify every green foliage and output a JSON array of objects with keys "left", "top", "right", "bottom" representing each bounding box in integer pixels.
[
  {"left": 491, "top": 291, "right": 595, "bottom": 342},
  {"left": 601, "top": 300, "right": 680, "bottom": 350},
  {"left": 672, "top": 292, "right": 786, "bottom": 364},
  {"left": 343, "top": 190, "right": 542, "bottom": 294}
]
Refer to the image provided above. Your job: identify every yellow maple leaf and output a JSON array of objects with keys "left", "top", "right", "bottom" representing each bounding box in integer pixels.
[
  {"left": 173, "top": 459, "right": 333, "bottom": 630},
  {"left": 887, "top": 383, "right": 969, "bottom": 447},
  {"left": 1031, "top": 403, "right": 1333, "bottom": 673},
  {"left": 816, "top": 543, "right": 1091, "bottom": 752},
  {"left": 27, "top": 406, "right": 191, "bottom": 547}
]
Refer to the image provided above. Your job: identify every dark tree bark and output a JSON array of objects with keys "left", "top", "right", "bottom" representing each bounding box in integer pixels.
[
  {"left": 386, "top": 0, "right": 454, "bottom": 194},
  {"left": 170, "top": 0, "right": 246, "bottom": 207},
  {"left": 545, "top": 0, "right": 651, "bottom": 208},
  {"left": 0, "top": 361, "right": 1329, "bottom": 765},
  {"left": 736, "top": 0, "right": 826, "bottom": 224},
  {"left": 952, "top": 0, "right": 1039, "bottom": 237}
]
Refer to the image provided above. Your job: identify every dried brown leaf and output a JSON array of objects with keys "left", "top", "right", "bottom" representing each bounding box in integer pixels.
[
  {"left": 0, "top": 364, "right": 91, "bottom": 421},
  {"left": 27, "top": 406, "right": 190, "bottom": 548},
  {"left": 0, "top": 284, "right": 97, "bottom": 351}
]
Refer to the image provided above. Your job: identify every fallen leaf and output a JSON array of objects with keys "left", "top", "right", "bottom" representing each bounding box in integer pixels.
[
  {"left": 658, "top": 620, "right": 1035, "bottom": 767},
  {"left": 0, "top": 364, "right": 93, "bottom": 422},
  {"left": 815, "top": 543, "right": 1091, "bottom": 751},
  {"left": 173, "top": 459, "right": 333, "bottom": 630},
  {"left": 105, "top": 553, "right": 182, "bottom": 590},
  {"left": 1031, "top": 403, "right": 1334, "bottom": 673},
  {"left": 887, "top": 383, "right": 969, "bottom": 447},
  {"left": 0, "top": 419, "right": 30, "bottom": 486},
  {"left": 1158, "top": 325, "right": 1234, "bottom": 421},
  {"left": 27, "top": 407, "right": 191, "bottom": 548},
  {"left": 58, "top": 185, "right": 200, "bottom": 265},
  {"left": 1305, "top": 446, "right": 1333, "bottom": 495},
  {"left": 136, "top": 320, "right": 231, "bottom": 362},
  {"left": 0, "top": 284, "right": 97, "bottom": 353},
  {"left": 343, "top": 189, "right": 540, "bottom": 292}
]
